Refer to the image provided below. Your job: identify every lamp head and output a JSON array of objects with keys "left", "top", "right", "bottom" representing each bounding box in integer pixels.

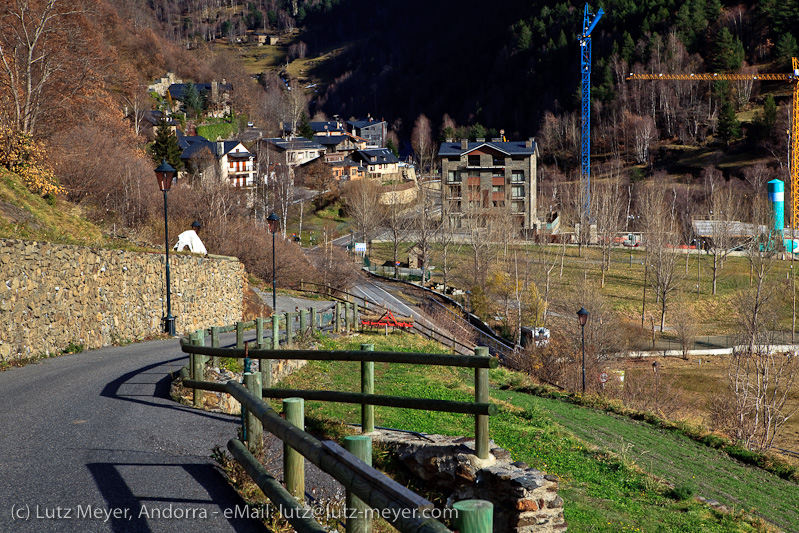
[
  {"left": 154, "top": 160, "right": 176, "bottom": 192},
  {"left": 267, "top": 212, "right": 280, "bottom": 234},
  {"left": 577, "top": 307, "right": 590, "bottom": 326}
]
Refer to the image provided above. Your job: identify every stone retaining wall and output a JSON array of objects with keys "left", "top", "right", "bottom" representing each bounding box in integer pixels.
[
  {"left": 0, "top": 239, "right": 245, "bottom": 360},
  {"left": 374, "top": 432, "right": 566, "bottom": 532}
]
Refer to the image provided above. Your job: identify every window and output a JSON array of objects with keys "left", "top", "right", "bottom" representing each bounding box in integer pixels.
[
  {"left": 512, "top": 185, "right": 525, "bottom": 198},
  {"left": 448, "top": 170, "right": 461, "bottom": 182},
  {"left": 468, "top": 155, "right": 481, "bottom": 166},
  {"left": 492, "top": 156, "right": 504, "bottom": 166},
  {"left": 511, "top": 170, "right": 525, "bottom": 182},
  {"left": 449, "top": 185, "right": 462, "bottom": 198},
  {"left": 511, "top": 201, "right": 524, "bottom": 213},
  {"left": 492, "top": 185, "right": 504, "bottom": 194}
]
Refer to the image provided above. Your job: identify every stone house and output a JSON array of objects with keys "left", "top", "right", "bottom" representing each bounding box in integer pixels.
[
  {"left": 179, "top": 134, "right": 256, "bottom": 187},
  {"left": 350, "top": 149, "right": 400, "bottom": 176},
  {"left": 438, "top": 138, "right": 539, "bottom": 232}
]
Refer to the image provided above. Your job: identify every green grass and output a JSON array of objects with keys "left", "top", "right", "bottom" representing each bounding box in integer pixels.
[
  {"left": 277, "top": 333, "right": 777, "bottom": 532},
  {"left": 196, "top": 119, "right": 238, "bottom": 141}
]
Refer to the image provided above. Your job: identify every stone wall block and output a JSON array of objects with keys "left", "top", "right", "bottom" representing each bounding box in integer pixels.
[{"left": 0, "top": 239, "right": 245, "bottom": 360}]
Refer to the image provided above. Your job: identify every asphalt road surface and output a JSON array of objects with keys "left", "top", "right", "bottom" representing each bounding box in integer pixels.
[{"left": 0, "top": 339, "right": 268, "bottom": 533}]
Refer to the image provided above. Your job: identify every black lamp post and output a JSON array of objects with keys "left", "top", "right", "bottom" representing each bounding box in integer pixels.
[
  {"left": 155, "top": 160, "right": 176, "bottom": 336},
  {"left": 267, "top": 212, "right": 280, "bottom": 315},
  {"left": 577, "top": 307, "right": 590, "bottom": 393},
  {"left": 349, "top": 229, "right": 354, "bottom": 259}
]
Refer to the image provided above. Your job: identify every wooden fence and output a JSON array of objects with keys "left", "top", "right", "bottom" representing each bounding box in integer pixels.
[{"left": 177, "top": 331, "right": 497, "bottom": 532}]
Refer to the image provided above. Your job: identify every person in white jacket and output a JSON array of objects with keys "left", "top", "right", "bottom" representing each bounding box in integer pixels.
[{"left": 174, "top": 220, "right": 207, "bottom": 255}]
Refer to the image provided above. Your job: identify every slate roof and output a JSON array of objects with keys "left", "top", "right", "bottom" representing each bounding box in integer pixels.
[
  {"left": 691, "top": 220, "right": 768, "bottom": 237},
  {"left": 309, "top": 121, "right": 346, "bottom": 133},
  {"left": 347, "top": 119, "right": 383, "bottom": 130},
  {"left": 167, "top": 82, "right": 232, "bottom": 101},
  {"left": 438, "top": 140, "right": 537, "bottom": 156},
  {"left": 177, "top": 133, "right": 251, "bottom": 160},
  {"left": 262, "top": 137, "right": 326, "bottom": 152},
  {"left": 353, "top": 148, "right": 399, "bottom": 165}
]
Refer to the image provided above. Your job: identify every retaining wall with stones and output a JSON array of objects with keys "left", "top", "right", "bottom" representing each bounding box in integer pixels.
[
  {"left": 374, "top": 431, "right": 566, "bottom": 532},
  {"left": 0, "top": 239, "right": 245, "bottom": 360}
]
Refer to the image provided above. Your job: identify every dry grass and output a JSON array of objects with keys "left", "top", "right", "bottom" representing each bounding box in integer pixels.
[{"left": 618, "top": 355, "right": 799, "bottom": 458}]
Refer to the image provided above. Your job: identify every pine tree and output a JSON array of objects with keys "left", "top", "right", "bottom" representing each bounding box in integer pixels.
[
  {"left": 182, "top": 82, "right": 203, "bottom": 119},
  {"left": 776, "top": 33, "right": 799, "bottom": 67},
  {"left": 298, "top": 112, "right": 314, "bottom": 140},
  {"left": 150, "top": 116, "right": 184, "bottom": 171},
  {"left": 712, "top": 28, "right": 744, "bottom": 72},
  {"left": 716, "top": 96, "right": 741, "bottom": 145}
]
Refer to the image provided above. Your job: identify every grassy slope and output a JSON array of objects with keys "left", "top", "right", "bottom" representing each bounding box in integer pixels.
[
  {"left": 0, "top": 169, "right": 155, "bottom": 251},
  {"left": 0, "top": 169, "right": 105, "bottom": 245},
  {"left": 277, "top": 333, "right": 787, "bottom": 532}
]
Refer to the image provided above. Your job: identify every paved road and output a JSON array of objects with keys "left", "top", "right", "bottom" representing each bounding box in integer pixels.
[{"left": 0, "top": 339, "right": 267, "bottom": 533}]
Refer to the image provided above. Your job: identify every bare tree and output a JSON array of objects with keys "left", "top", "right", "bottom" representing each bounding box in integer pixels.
[
  {"left": 725, "top": 215, "right": 799, "bottom": 451},
  {"left": 411, "top": 114, "right": 434, "bottom": 178},
  {"left": 412, "top": 183, "right": 440, "bottom": 285},
  {"left": 0, "top": 0, "right": 99, "bottom": 136},
  {"left": 706, "top": 178, "right": 744, "bottom": 294},
  {"left": 594, "top": 160, "right": 628, "bottom": 287},
  {"left": 639, "top": 175, "right": 680, "bottom": 331},
  {"left": 384, "top": 182, "right": 413, "bottom": 278},
  {"left": 344, "top": 180, "right": 385, "bottom": 260}
]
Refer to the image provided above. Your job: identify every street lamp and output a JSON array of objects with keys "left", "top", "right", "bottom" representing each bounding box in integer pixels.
[
  {"left": 577, "top": 307, "right": 590, "bottom": 393},
  {"left": 267, "top": 212, "right": 280, "bottom": 315},
  {"left": 155, "top": 160, "right": 176, "bottom": 336}
]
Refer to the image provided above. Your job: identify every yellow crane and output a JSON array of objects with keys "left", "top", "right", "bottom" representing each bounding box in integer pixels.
[{"left": 627, "top": 58, "right": 799, "bottom": 229}]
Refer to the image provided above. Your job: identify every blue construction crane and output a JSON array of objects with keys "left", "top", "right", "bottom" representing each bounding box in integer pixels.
[{"left": 579, "top": 3, "right": 603, "bottom": 227}]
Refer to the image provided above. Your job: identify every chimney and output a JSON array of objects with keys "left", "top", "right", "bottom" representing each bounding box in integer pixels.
[
  {"left": 525, "top": 138, "right": 534, "bottom": 148},
  {"left": 476, "top": 137, "right": 485, "bottom": 143},
  {"left": 217, "top": 141, "right": 225, "bottom": 155},
  {"left": 446, "top": 138, "right": 453, "bottom": 143},
  {"left": 460, "top": 139, "right": 468, "bottom": 150}
]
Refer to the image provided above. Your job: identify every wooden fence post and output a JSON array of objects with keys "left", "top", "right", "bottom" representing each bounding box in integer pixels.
[
  {"left": 283, "top": 397, "right": 305, "bottom": 500},
  {"left": 285, "top": 311, "right": 293, "bottom": 347},
  {"left": 474, "top": 346, "right": 489, "bottom": 460},
  {"left": 236, "top": 321, "right": 245, "bottom": 367},
  {"left": 191, "top": 333, "right": 203, "bottom": 408},
  {"left": 244, "top": 372, "right": 263, "bottom": 454},
  {"left": 344, "top": 435, "right": 372, "bottom": 533},
  {"left": 211, "top": 326, "right": 220, "bottom": 366},
  {"left": 299, "top": 310, "right": 307, "bottom": 337},
  {"left": 236, "top": 321, "right": 244, "bottom": 348},
  {"left": 335, "top": 302, "right": 341, "bottom": 333},
  {"left": 194, "top": 329, "right": 206, "bottom": 363},
  {"left": 261, "top": 358, "right": 272, "bottom": 407},
  {"left": 256, "top": 318, "right": 264, "bottom": 348},
  {"left": 310, "top": 308, "right": 317, "bottom": 334},
  {"left": 344, "top": 302, "right": 350, "bottom": 333},
  {"left": 361, "top": 344, "right": 374, "bottom": 433},
  {"left": 453, "top": 500, "right": 493, "bottom": 533},
  {"left": 272, "top": 316, "right": 279, "bottom": 350}
]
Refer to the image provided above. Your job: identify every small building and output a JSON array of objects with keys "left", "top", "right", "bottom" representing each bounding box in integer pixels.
[
  {"left": 256, "top": 137, "right": 327, "bottom": 168},
  {"left": 179, "top": 134, "right": 256, "bottom": 187},
  {"left": 346, "top": 117, "right": 387, "bottom": 148},
  {"left": 438, "top": 138, "right": 539, "bottom": 232},
  {"left": 350, "top": 148, "right": 400, "bottom": 176}
]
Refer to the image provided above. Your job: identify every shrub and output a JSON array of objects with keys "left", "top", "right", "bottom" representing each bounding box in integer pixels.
[{"left": 668, "top": 484, "right": 695, "bottom": 501}]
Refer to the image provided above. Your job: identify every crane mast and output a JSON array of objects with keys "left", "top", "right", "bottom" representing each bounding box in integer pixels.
[
  {"left": 627, "top": 59, "right": 799, "bottom": 233},
  {"left": 580, "top": 4, "right": 603, "bottom": 230}
]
